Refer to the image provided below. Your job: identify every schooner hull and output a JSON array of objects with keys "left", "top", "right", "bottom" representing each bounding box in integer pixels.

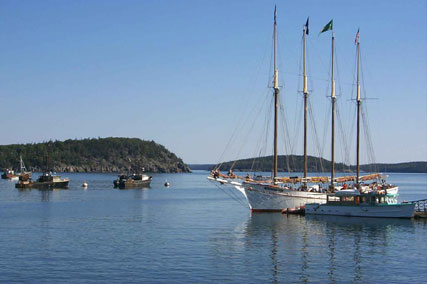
[{"left": 235, "top": 183, "right": 327, "bottom": 212}]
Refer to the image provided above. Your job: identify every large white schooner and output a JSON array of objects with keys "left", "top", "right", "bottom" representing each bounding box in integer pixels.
[{"left": 208, "top": 7, "right": 398, "bottom": 212}]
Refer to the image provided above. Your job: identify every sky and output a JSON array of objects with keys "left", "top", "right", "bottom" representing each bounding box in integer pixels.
[{"left": 0, "top": 0, "right": 426, "bottom": 164}]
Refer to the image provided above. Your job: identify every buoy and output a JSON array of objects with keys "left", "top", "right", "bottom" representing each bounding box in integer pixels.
[
  {"left": 82, "top": 182, "right": 88, "bottom": 188},
  {"left": 164, "top": 181, "right": 170, "bottom": 187}
]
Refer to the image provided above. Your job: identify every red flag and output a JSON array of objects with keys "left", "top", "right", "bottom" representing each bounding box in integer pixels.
[{"left": 355, "top": 28, "right": 360, "bottom": 44}]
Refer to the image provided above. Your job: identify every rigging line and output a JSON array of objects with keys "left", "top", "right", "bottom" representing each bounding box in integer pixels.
[
  {"left": 264, "top": 97, "right": 274, "bottom": 175},
  {"left": 334, "top": 44, "right": 344, "bottom": 99},
  {"left": 212, "top": 182, "right": 247, "bottom": 207},
  {"left": 308, "top": 99, "right": 325, "bottom": 172},
  {"left": 282, "top": 71, "right": 330, "bottom": 83},
  {"left": 278, "top": 95, "right": 292, "bottom": 173},
  {"left": 217, "top": 86, "right": 271, "bottom": 170},
  {"left": 234, "top": 90, "right": 272, "bottom": 165},
  {"left": 306, "top": 36, "right": 315, "bottom": 94},
  {"left": 332, "top": 40, "right": 349, "bottom": 173},
  {"left": 348, "top": 103, "right": 357, "bottom": 174},
  {"left": 321, "top": 97, "right": 332, "bottom": 163},
  {"left": 362, "top": 103, "right": 377, "bottom": 171},
  {"left": 361, "top": 106, "right": 375, "bottom": 172},
  {"left": 215, "top": 30, "right": 274, "bottom": 170},
  {"left": 230, "top": 89, "right": 271, "bottom": 170},
  {"left": 216, "top": 86, "right": 270, "bottom": 169},
  {"left": 344, "top": 46, "right": 359, "bottom": 173},
  {"left": 336, "top": 103, "right": 351, "bottom": 172},
  {"left": 281, "top": 99, "right": 293, "bottom": 172},
  {"left": 276, "top": 41, "right": 293, "bottom": 173},
  {"left": 292, "top": 95, "right": 303, "bottom": 165},
  {"left": 292, "top": 36, "right": 304, "bottom": 157},
  {"left": 359, "top": 54, "right": 377, "bottom": 171},
  {"left": 250, "top": 94, "right": 273, "bottom": 173}
]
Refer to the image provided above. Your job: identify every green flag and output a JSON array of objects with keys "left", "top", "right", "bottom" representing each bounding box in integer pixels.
[{"left": 320, "top": 19, "right": 333, "bottom": 33}]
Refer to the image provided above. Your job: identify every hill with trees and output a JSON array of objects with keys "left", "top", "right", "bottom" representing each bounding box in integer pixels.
[
  {"left": 206, "top": 155, "right": 427, "bottom": 173},
  {"left": 0, "top": 137, "right": 190, "bottom": 173}
]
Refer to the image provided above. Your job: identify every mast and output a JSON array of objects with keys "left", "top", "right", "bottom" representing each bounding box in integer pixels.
[
  {"left": 273, "top": 6, "right": 279, "bottom": 180},
  {"left": 331, "top": 32, "right": 336, "bottom": 187},
  {"left": 356, "top": 35, "right": 361, "bottom": 187},
  {"left": 20, "top": 155, "right": 25, "bottom": 173},
  {"left": 303, "top": 21, "right": 308, "bottom": 179}
]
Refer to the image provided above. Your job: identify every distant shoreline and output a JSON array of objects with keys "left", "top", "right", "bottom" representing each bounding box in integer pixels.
[{"left": 189, "top": 159, "right": 427, "bottom": 173}]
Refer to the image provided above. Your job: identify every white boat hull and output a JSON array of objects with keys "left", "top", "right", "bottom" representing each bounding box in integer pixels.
[
  {"left": 305, "top": 203, "right": 415, "bottom": 218},
  {"left": 236, "top": 183, "right": 327, "bottom": 212}
]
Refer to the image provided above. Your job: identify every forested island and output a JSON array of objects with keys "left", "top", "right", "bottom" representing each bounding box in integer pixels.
[
  {"left": 0, "top": 138, "right": 191, "bottom": 173},
  {"left": 189, "top": 155, "right": 427, "bottom": 173}
]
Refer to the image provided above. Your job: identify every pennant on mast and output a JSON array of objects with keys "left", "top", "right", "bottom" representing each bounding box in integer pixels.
[
  {"left": 305, "top": 17, "right": 309, "bottom": 35},
  {"left": 320, "top": 19, "right": 333, "bottom": 33},
  {"left": 355, "top": 28, "right": 360, "bottom": 44},
  {"left": 274, "top": 5, "right": 277, "bottom": 23}
]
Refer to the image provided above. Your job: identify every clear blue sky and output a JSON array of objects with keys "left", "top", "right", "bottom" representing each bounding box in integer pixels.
[{"left": 0, "top": 0, "right": 425, "bottom": 164}]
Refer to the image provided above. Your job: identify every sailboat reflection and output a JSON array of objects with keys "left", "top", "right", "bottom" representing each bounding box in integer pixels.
[{"left": 212, "top": 213, "right": 414, "bottom": 282}]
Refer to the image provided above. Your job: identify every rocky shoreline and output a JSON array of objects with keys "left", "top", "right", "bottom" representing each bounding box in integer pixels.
[{"left": 0, "top": 138, "right": 191, "bottom": 174}]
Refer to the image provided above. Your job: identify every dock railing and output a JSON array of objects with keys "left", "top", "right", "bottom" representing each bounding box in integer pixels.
[{"left": 412, "top": 199, "right": 427, "bottom": 213}]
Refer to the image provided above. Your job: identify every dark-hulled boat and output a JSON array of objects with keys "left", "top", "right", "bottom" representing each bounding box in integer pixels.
[
  {"left": 114, "top": 173, "right": 152, "bottom": 189},
  {"left": 15, "top": 171, "right": 69, "bottom": 189}
]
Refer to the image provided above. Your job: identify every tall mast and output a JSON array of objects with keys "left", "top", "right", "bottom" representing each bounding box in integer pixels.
[
  {"left": 303, "top": 22, "right": 308, "bottom": 179},
  {"left": 273, "top": 6, "right": 279, "bottom": 180},
  {"left": 331, "top": 32, "right": 336, "bottom": 187},
  {"left": 20, "top": 155, "right": 24, "bottom": 173},
  {"left": 356, "top": 35, "right": 361, "bottom": 186}
]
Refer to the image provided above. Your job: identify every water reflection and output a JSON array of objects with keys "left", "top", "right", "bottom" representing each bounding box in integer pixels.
[
  {"left": 229, "top": 213, "right": 415, "bottom": 283},
  {"left": 17, "top": 187, "right": 65, "bottom": 202}
]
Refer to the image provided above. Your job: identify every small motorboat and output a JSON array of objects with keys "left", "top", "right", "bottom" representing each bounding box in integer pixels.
[{"left": 114, "top": 173, "right": 152, "bottom": 189}]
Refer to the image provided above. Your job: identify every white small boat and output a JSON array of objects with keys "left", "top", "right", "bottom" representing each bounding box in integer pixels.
[{"left": 305, "top": 191, "right": 415, "bottom": 218}]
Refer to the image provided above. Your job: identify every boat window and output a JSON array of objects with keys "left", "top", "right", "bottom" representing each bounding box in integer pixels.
[
  {"left": 328, "top": 196, "right": 340, "bottom": 202},
  {"left": 342, "top": 196, "right": 354, "bottom": 202}
]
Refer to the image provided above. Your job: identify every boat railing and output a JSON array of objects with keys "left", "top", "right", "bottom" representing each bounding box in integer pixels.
[{"left": 409, "top": 199, "right": 427, "bottom": 212}]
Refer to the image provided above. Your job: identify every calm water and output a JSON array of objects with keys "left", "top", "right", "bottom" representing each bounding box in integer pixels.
[{"left": 0, "top": 171, "right": 426, "bottom": 283}]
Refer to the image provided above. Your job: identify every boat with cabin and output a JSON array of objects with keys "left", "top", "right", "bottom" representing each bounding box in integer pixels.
[
  {"left": 15, "top": 155, "right": 69, "bottom": 189},
  {"left": 305, "top": 189, "right": 414, "bottom": 218},
  {"left": 114, "top": 173, "right": 152, "bottom": 189},
  {"left": 113, "top": 162, "right": 152, "bottom": 189},
  {"left": 15, "top": 171, "right": 70, "bottom": 189}
]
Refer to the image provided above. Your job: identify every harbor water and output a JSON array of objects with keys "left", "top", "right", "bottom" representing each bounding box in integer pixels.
[{"left": 0, "top": 171, "right": 426, "bottom": 283}]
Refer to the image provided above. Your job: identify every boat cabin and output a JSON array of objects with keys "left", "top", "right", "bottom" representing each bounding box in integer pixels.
[{"left": 326, "top": 191, "right": 398, "bottom": 206}]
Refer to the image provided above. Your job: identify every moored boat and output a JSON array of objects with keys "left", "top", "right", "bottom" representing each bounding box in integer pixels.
[
  {"left": 15, "top": 171, "right": 70, "bottom": 189},
  {"left": 305, "top": 190, "right": 415, "bottom": 218},
  {"left": 1, "top": 169, "right": 18, "bottom": 180},
  {"left": 114, "top": 173, "right": 152, "bottom": 189}
]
